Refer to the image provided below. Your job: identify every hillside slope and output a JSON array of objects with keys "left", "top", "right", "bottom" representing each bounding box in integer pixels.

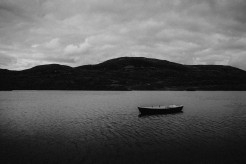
[{"left": 1, "top": 57, "right": 246, "bottom": 90}]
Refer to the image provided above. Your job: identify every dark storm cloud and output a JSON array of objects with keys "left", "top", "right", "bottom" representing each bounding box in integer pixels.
[
  {"left": 0, "top": 2, "right": 24, "bottom": 17},
  {"left": 0, "top": 0, "right": 246, "bottom": 70}
]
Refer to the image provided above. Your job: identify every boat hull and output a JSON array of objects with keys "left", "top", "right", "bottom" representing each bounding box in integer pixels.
[{"left": 138, "top": 106, "right": 183, "bottom": 115}]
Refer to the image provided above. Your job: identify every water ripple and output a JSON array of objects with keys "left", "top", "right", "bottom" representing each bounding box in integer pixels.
[{"left": 1, "top": 91, "right": 246, "bottom": 163}]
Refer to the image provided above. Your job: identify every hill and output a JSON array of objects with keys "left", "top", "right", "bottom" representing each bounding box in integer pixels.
[{"left": 1, "top": 57, "right": 246, "bottom": 90}]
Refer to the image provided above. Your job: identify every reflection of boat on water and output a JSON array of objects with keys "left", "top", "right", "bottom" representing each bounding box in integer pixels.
[
  {"left": 138, "top": 105, "right": 183, "bottom": 115},
  {"left": 138, "top": 111, "right": 183, "bottom": 117}
]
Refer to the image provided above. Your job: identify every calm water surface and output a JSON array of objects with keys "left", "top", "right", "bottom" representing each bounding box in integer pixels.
[{"left": 1, "top": 91, "right": 246, "bottom": 164}]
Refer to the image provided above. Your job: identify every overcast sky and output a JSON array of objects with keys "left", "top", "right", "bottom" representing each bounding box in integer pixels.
[{"left": 1, "top": 0, "right": 246, "bottom": 70}]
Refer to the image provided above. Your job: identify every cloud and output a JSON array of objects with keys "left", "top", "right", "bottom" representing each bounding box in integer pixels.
[
  {"left": 0, "top": 0, "right": 246, "bottom": 70},
  {"left": 193, "top": 55, "right": 230, "bottom": 65},
  {"left": 44, "top": 38, "right": 60, "bottom": 49},
  {"left": 32, "top": 38, "right": 61, "bottom": 49},
  {"left": 64, "top": 39, "right": 91, "bottom": 55},
  {"left": 0, "top": 1, "right": 27, "bottom": 23},
  {"left": 229, "top": 51, "right": 246, "bottom": 70},
  {"left": 0, "top": 52, "right": 16, "bottom": 67}
]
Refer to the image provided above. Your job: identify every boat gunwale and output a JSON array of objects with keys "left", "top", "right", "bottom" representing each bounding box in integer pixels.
[{"left": 138, "top": 105, "right": 183, "bottom": 110}]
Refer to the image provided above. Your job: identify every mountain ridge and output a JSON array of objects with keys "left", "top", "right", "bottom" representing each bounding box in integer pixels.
[{"left": 1, "top": 57, "right": 246, "bottom": 91}]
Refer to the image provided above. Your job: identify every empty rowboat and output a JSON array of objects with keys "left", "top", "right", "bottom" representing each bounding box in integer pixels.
[{"left": 138, "top": 105, "right": 183, "bottom": 115}]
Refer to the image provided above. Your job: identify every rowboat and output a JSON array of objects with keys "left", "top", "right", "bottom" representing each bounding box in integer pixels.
[{"left": 138, "top": 105, "right": 183, "bottom": 115}]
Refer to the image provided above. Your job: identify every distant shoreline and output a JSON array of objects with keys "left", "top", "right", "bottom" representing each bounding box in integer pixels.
[
  {"left": 2, "top": 89, "right": 246, "bottom": 91},
  {"left": 1, "top": 57, "right": 246, "bottom": 91}
]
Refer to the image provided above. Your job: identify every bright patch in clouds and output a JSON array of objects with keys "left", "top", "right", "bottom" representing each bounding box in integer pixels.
[
  {"left": 0, "top": 0, "right": 246, "bottom": 70},
  {"left": 64, "top": 40, "right": 90, "bottom": 55}
]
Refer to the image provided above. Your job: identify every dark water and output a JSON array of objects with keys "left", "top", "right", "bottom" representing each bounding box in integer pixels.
[{"left": 1, "top": 91, "right": 246, "bottom": 164}]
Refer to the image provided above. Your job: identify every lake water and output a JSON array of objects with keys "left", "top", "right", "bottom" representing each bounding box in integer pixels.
[{"left": 1, "top": 91, "right": 246, "bottom": 164}]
